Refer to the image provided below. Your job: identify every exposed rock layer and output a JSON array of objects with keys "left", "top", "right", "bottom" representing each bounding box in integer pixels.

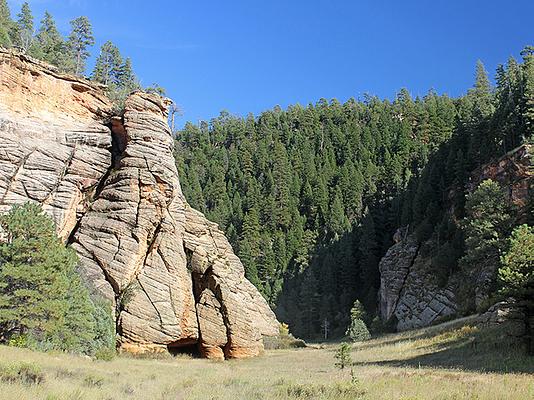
[{"left": 0, "top": 48, "right": 278, "bottom": 358}]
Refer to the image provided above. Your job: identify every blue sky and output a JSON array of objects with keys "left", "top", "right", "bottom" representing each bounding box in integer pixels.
[{"left": 7, "top": 0, "right": 534, "bottom": 127}]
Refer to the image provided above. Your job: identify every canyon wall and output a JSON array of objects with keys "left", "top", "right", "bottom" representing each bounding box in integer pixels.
[{"left": 379, "top": 144, "right": 532, "bottom": 331}]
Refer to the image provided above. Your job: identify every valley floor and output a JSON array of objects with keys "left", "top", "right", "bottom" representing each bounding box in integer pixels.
[{"left": 0, "top": 316, "right": 532, "bottom": 400}]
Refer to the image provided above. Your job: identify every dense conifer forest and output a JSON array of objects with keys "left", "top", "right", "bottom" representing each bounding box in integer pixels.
[{"left": 175, "top": 49, "right": 534, "bottom": 338}]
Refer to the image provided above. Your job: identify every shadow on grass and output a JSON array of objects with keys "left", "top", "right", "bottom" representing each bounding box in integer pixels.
[
  {"left": 354, "top": 326, "right": 534, "bottom": 374},
  {"left": 355, "top": 315, "right": 482, "bottom": 352}
]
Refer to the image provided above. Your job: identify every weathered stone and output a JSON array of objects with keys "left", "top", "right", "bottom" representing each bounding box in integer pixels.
[
  {"left": 477, "top": 299, "right": 527, "bottom": 338},
  {"left": 0, "top": 48, "right": 278, "bottom": 358},
  {"left": 378, "top": 234, "right": 419, "bottom": 322},
  {"left": 379, "top": 145, "right": 532, "bottom": 332},
  {"left": 379, "top": 234, "right": 458, "bottom": 331}
]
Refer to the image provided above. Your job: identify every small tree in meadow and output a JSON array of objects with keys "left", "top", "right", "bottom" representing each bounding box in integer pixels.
[
  {"left": 334, "top": 342, "right": 352, "bottom": 369},
  {"left": 345, "top": 300, "right": 371, "bottom": 341}
]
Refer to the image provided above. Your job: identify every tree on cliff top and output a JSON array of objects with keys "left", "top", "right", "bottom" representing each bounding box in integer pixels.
[
  {"left": 35, "top": 12, "right": 68, "bottom": 70},
  {"left": 92, "top": 40, "right": 123, "bottom": 86},
  {"left": 67, "top": 16, "right": 94, "bottom": 75},
  {"left": 0, "top": 0, "right": 13, "bottom": 47},
  {"left": 92, "top": 41, "right": 141, "bottom": 109},
  {"left": 13, "top": 2, "right": 34, "bottom": 53}
]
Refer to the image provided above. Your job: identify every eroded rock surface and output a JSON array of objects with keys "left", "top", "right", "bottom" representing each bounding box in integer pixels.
[
  {"left": 379, "top": 233, "right": 457, "bottom": 330},
  {"left": 379, "top": 145, "right": 532, "bottom": 331},
  {"left": 0, "top": 48, "right": 278, "bottom": 359}
]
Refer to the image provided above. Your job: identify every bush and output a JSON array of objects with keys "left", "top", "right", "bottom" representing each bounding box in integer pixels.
[
  {"left": 263, "top": 323, "right": 307, "bottom": 350},
  {"left": 94, "top": 347, "right": 116, "bottom": 361},
  {"left": 7, "top": 335, "right": 28, "bottom": 348},
  {"left": 0, "top": 362, "right": 45, "bottom": 385},
  {"left": 83, "top": 374, "right": 105, "bottom": 387},
  {"left": 283, "top": 382, "right": 365, "bottom": 399}
]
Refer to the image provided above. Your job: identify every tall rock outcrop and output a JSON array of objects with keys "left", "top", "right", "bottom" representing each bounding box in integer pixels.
[
  {"left": 379, "top": 145, "right": 532, "bottom": 331},
  {"left": 0, "top": 48, "right": 278, "bottom": 359}
]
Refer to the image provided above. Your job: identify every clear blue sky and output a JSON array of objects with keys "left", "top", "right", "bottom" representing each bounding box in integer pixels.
[{"left": 7, "top": 0, "right": 534, "bottom": 127}]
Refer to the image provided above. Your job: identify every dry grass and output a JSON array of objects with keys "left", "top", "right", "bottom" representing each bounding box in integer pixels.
[{"left": 0, "top": 316, "right": 533, "bottom": 399}]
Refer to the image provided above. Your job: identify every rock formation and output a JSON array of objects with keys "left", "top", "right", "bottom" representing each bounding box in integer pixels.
[
  {"left": 379, "top": 233, "right": 457, "bottom": 330},
  {"left": 379, "top": 145, "right": 532, "bottom": 331},
  {"left": 0, "top": 48, "right": 278, "bottom": 359}
]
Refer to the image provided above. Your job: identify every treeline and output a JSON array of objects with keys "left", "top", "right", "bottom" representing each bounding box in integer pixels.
[
  {"left": 175, "top": 48, "right": 534, "bottom": 339},
  {"left": 0, "top": 0, "right": 147, "bottom": 105}
]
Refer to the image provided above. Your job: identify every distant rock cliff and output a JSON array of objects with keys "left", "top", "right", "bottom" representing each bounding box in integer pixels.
[
  {"left": 379, "top": 144, "right": 532, "bottom": 331},
  {"left": 0, "top": 48, "right": 278, "bottom": 359}
]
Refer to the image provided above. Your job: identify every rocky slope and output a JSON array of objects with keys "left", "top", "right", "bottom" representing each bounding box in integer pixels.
[
  {"left": 379, "top": 144, "right": 532, "bottom": 331},
  {"left": 0, "top": 48, "right": 278, "bottom": 359}
]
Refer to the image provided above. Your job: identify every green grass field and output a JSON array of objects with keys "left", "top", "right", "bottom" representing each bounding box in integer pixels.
[{"left": 0, "top": 316, "right": 532, "bottom": 400}]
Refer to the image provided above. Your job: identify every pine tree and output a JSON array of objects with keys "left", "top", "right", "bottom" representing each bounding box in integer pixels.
[
  {"left": 334, "top": 343, "right": 352, "bottom": 369},
  {"left": 0, "top": 203, "right": 114, "bottom": 354},
  {"left": 461, "top": 180, "right": 513, "bottom": 308},
  {"left": 521, "top": 46, "right": 534, "bottom": 135},
  {"left": 14, "top": 2, "right": 34, "bottom": 53},
  {"left": 358, "top": 210, "right": 379, "bottom": 311},
  {"left": 67, "top": 16, "right": 94, "bottom": 75},
  {"left": 471, "top": 60, "right": 494, "bottom": 119},
  {"left": 35, "top": 12, "right": 67, "bottom": 69},
  {"left": 299, "top": 269, "right": 320, "bottom": 337},
  {"left": 499, "top": 224, "right": 534, "bottom": 354},
  {"left": 328, "top": 187, "right": 349, "bottom": 236},
  {"left": 499, "top": 224, "right": 534, "bottom": 297},
  {"left": 118, "top": 57, "right": 139, "bottom": 93},
  {"left": 0, "top": 0, "right": 13, "bottom": 47},
  {"left": 92, "top": 40, "right": 123, "bottom": 86}
]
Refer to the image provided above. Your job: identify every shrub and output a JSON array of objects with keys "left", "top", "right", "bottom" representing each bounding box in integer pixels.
[
  {"left": 83, "top": 374, "right": 105, "bottom": 387},
  {"left": 0, "top": 362, "right": 45, "bottom": 385},
  {"left": 263, "top": 323, "right": 307, "bottom": 350},
  {"left": 95, "top": 347, "right": 116, "bottom": 361},
  {"left": 7, "top": 335, "right": 28, "bottom": 348},
  {"left": 283, "top": 381, "right": 365, "bottom": 399}
]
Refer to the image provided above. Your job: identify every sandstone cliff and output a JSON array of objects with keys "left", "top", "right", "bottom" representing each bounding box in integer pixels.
[
  {"left": 0, "top": 48, "right": 278, "bottom": 359},
  {"left": 379, "top": 144, "right": 532, "bottom": 331}
]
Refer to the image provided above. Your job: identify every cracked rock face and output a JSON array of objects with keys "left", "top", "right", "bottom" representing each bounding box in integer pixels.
[
  {"left": 379, "top": 146, "right": 532, "bottom": 331},
  {"left": 0, "top": 48, "right": 278, "bottom": 359},
  {"left": 379, "top": 234, "right": 457, "bottom": 331}
]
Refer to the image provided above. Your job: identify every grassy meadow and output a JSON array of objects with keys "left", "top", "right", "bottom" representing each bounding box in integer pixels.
[{"left": 0, "top": 316, "right": 532, "bottom": 400}]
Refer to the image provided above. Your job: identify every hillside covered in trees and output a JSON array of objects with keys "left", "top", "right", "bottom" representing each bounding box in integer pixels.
[{"left": 175, "top": 48, "right": 534, "bottom": 339}]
